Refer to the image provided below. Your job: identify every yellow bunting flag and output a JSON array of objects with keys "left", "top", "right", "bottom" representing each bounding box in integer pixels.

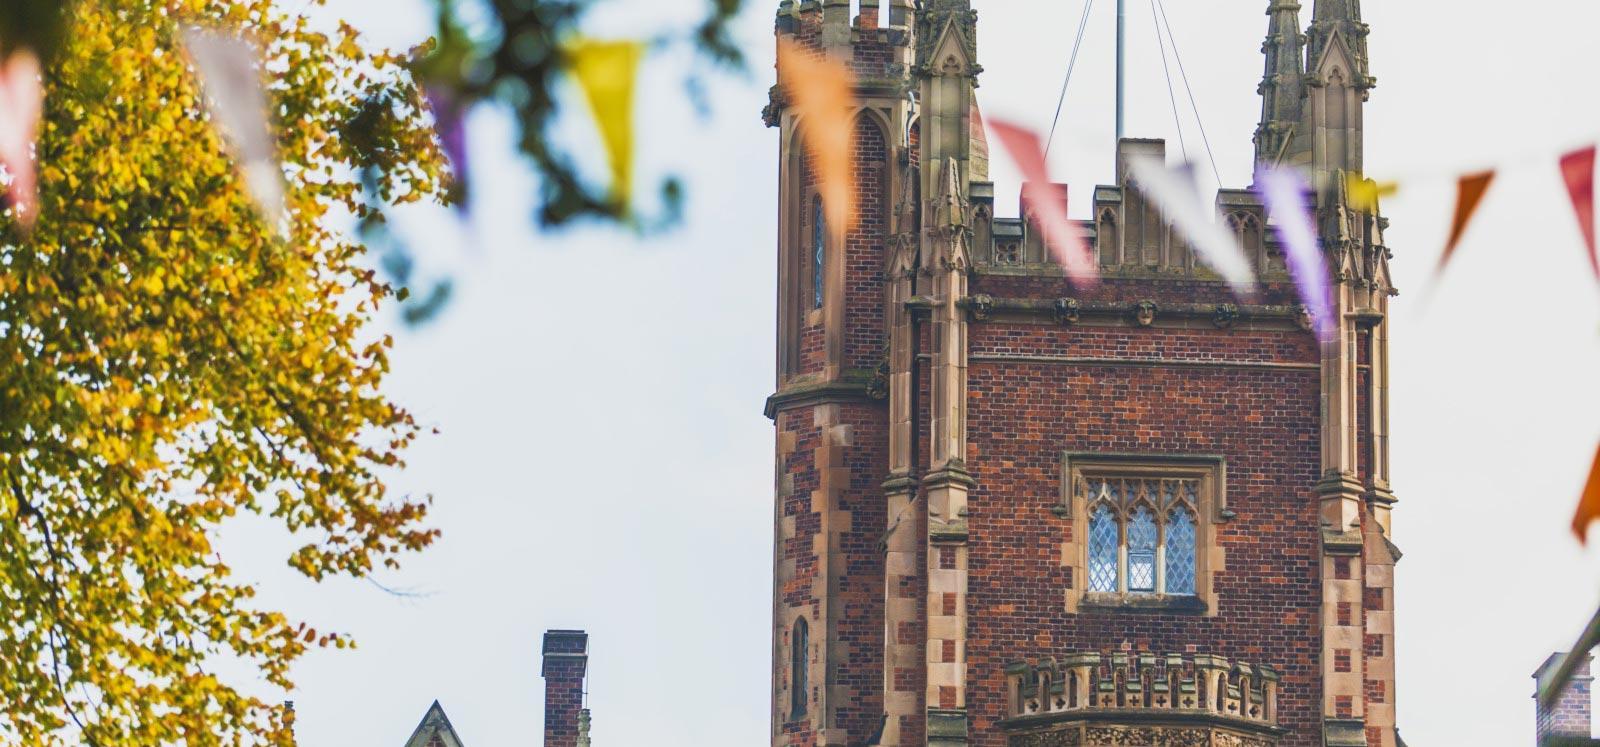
[
  {"left": 1437, "top": 170, "right": 1496, "bottom": 275},
  {"left": 1344, "top": 172, "right": 1398, "bottom": 214},
  {"left": 568, "top": 39, "right": 645, "bottom": 210},
  {"left": 777, "top": 38, "right": 856, "bottom": 235},
  {"left": 1571, "top": 442, "right": 1600, "bottom": 543},
  {"left": 1560, "top": 146, "right": 1599, "bottom": 280}
]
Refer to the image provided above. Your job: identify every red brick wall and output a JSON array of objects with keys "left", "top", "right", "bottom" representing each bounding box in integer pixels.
[
  {"left": 960, "top": 316, "right": 1325, "bottom": 745},
  {"left": 774, "top": 401, "right": 888, "bottom": 745},
  {"left": 845, "top": 117, "right": 888, "bottom": 371}
]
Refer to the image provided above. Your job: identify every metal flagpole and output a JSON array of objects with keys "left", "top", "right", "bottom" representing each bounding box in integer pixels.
[{"left": 1116, "top": 0, "right": 1126, "bottom": 142}]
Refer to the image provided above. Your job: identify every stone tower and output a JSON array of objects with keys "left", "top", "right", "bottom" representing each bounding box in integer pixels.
[{"left": 764, "top": 1, "right": 1400, "bottom": 745}]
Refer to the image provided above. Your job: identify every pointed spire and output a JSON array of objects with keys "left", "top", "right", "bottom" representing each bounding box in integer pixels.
[
  {"left": 1255, "top": 0, "right": 1305, "bottom": 165},
  {"left": 1306, "top": 0, "right": 1373, "bottom": 87},
  {"left": 915, "top": 0, "right": 978, "bottom": 74}
]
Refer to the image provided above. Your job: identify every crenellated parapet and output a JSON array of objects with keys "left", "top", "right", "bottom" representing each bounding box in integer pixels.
[{"left": 1004, "top": 652, "right": 1281, "bottom": 728}]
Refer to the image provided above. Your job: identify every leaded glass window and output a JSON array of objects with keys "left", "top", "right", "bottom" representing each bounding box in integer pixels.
[
  {"left": 1088, "top": 504, "right": 1119, "bottom": 593},
  {"left": 1165, "top": 507, "right": 1197, "bottom": 596},
  {"left": 1080, "top": 475, "right": 1202, "bottom": 597},
  {"left": 811, "top": 197, "right": 825, "bottom": 310},
  {"left": 1127, "top": 506, "right": 1158, "bottom": 592}
]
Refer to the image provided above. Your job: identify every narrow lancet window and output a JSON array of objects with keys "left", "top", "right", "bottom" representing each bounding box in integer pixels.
[
  {"left": 789, "top": 616, "right": 809, "bottom": 720},
  {"left": 1088, "top": 503, "right": 1119, "bottom": 593},
  {"left": 1165, "top": 507, "right": 1198, "bottom": 596},
  {"left": 1127, "top": 506, "right": 1158, "bottom": 593},
  {"left": 811, "top": 197, "right": 826, "bottom": 310}
]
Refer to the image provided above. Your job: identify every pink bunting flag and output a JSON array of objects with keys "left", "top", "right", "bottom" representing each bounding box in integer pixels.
[
  {"left": 0, "top": 49, "right": 43, "bottom": 229},
  {"left": 1127, "top": 156, "right": 1256, "bottom": 296},
  {"left": 182, "top": 27, "right": 283, "bottom": 228},
  {"left": 986, "top": 118, "right": 1097, "bottom": 284},
  {"left": 1560, "top": 146, "right": 1599, "bottom": 280},
  {"left": 1256, "top": 166, "right": 1335, "bottom": 342}
]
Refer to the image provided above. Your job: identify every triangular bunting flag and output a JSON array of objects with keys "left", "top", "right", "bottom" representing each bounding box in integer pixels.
[
  {"left": 776, "top": 39, "right": 856, "bottom": 235},
  {"left": 1128, "top": 156, "right": 1257, "bottom": 296},
  {"left": 567, "top": 39, "right": 645, "bottom": 211},
  {"left": 987, "top": 118, "right": 1096, "bottom": 283},
  {"left": 0, "top": 49, "right": 43, "bottom": 230},
  {"left": 183, "top": 28, "right": 283, "bottom": 227},
  {"left": 425, "top": 85, "right": 472, "bottom": 214},
  {"left": 1257, "top": 166, "right": 1335, "bottom": 342},
  {"left": 1571, "top": 441, "right": 1600, "bottom": 543},
  {"left": 1344, "top": 172, "right": 1398, "bottom": 214},
  {"left": 1560, "top": 146, "right": 1599, "bottom": 280},
  {"left": 1437, "top": 170, "right": 1495, "bottom": 276}
]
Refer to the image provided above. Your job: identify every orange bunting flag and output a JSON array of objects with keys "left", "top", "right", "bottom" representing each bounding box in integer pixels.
[
  {"left": 986, "top": 118, "right": 1097, "bottom": 284},
  {"left": 1560, "top": 146, "right": 1599, "bottom": 280},
  {"left": 777, "top": 39, "right": 856, "bottom": 235},
  {"left": 0, "top": 48, "right": 43, "bottom": 229},
  {"left": 1571, "top": 442, "right": 1600, "bottom": 543},
  {"left": 1438, "top": 170, "right": 1496, "bottom": 275},
  {"left": 1344, "top": 172, "right": 1398, "bottom": 214},
  {"left": 568, "top": 39, "right": 646, "bottom": 211}
]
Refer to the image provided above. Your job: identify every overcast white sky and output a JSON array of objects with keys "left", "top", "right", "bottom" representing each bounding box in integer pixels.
[{"left": 229, "top": 1, "right": 1600, "bottom": 744}]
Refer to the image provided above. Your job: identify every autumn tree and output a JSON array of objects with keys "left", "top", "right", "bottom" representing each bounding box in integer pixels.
[{"left": 0, "top": 0, "right": 444, "bottom": 744}]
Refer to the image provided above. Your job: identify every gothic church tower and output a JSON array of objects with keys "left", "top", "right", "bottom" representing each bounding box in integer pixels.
[{"left": 765, "top": 2, "right": 1400, "bottom": 745}]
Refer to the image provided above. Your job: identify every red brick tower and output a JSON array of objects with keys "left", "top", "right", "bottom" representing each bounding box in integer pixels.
[{"left": 765, "top": 2, "right": 1401, "bottom": 745}]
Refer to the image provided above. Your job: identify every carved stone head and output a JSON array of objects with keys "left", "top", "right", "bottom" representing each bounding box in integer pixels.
[
  {"left": 1134, "top": 301, "right": 1158, "bottom": 328},
  {"left": 1053, "top": 297, "right": 1081, "bottom": 326},
  {"left": 1212, "top": 304, "right": 1239, "bottom": 330},
  {"left": 1295, "top": 304, "right": 1315, "bottom": 332}
]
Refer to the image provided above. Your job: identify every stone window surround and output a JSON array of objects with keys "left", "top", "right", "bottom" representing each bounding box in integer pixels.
[{"left": 1058, "top": 453, "right": 1229, "bottom": 616}]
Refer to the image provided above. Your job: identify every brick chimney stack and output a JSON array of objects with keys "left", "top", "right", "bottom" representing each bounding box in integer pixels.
[
  {"left": 1536, "top": 651, "right": 1594, "bottom": 745},
  {"left": 542, "top": 630, "right": 588, "bottom": 747}
]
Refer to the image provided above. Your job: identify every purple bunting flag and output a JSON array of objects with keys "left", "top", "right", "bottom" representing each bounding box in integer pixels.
[{"left": 1256, "top": 165, "right": 1335, "bottom": 342}]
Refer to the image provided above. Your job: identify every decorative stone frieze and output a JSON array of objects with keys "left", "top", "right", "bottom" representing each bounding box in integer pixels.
[{"left": 1004, "top": 652, "right": 1281, "bottom": 729}]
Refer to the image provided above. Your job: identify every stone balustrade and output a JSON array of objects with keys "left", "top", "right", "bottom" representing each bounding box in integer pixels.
[{"left": 1005, "top": 652, "right": 1280, "bottom": 727}]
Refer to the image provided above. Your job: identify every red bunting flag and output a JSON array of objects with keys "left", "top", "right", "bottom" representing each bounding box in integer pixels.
[
  {"left": 1560, "top": 146, "right": 1599, "bottom": 280},
  {"left": 1437, "top": 170, "right": 1496, "bottom": 276},
  {"left": 777, "top": 39, "right": 856, "bottom": 236},
  {"left": 986, "top": 118, "right": 1097, "bottom": 284},
  {"left": 1571, "top": 442, "right": 1600, "bottom": 543}
]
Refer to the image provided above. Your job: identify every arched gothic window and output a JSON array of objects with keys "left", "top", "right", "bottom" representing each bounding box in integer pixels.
[
  {"left": 1083, "top": 476, "right": 1200, "bottom": 597},
  {"left": 789, "top": 616, "right": 809, "bottom": 720},
  {"left": 811, "top": 197, "right": 826, "bottom": 310}
]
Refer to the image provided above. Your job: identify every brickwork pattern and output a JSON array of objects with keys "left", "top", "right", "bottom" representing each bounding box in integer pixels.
[{"left": 962, "top": 319, "right": 1324, "bottom": 746}]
